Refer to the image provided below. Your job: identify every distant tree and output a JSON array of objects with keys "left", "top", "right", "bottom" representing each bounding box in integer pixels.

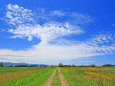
[
  {"left": 9, "top": 65, "right": 13, "bottom": 67},
  {"left": 40, "top": 65, "right": 45, "bottom": 67},
  {"left": 15, "top": 65, "right": 28, "bottom": 67},
  {"left": 90, "top": 64, "right": 96, "bottom": 67},
  {"left": 44, "top": 65, "right": 47, "bottom": 67},
  {"left": 30, "top": 65, "right": 38, "bottom": 67},
  {"left": 103, "top": 64, "right": 112, "bottom": 67},
  {"left": 50, "top": 65, "right": 53, "bottom": 67},
  {"left": 72, "top": 65, "right": 76, "bottom": 67},
  {"left": 0, "top": 63, "right": 4, "bottom": 67},
  {"left": 63, "top": 65, "right": 68, "bottom": 67},
  {"left": 67, "top": 65, "right": 71, "bottom": 67},
  {"left": 58, "top": 63, "right": 64, "bottom": 67},
  {"left": 112, "top": 65, "right": 115, "bottom": 67},
  {"left": 79, "top": 65, "right": 85, "bottom": 67}
]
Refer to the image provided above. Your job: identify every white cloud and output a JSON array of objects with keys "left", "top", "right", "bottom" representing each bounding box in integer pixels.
[
  {"left": 0, "top": 34, "right": 114, "bottom": 64},
  {"left": 9, "top": 22, "right": 83, "bottom": 42},
  {"left": 112, "top": 24, "right": 115, "bottom": 26},
  {"left": 51, "top": 10, "right": 65, "bottom": 16},
  {"left": 0, "top": 4, "right": 114, "bottom": 64},
  {"left": 70, "top": 12, "right": 93, "bottom": 24},
  {"left": 6, "top": 4, "right": 86, "bottom": 42},
  {"left": 6, "top": 4, "right": 34, "bottom": 25},
  {"left": 34, "top": 8, "right": 93, "bottom": 25},
  {"left": 94, "top": 34, "right": 114, "bottom": 44}
]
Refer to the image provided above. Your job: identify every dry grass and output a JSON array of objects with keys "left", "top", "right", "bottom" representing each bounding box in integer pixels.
[
  {"left": 0, "top": 69, "right": 41, "bottom": 82},
  {"left": 84, "top": 72, "right": 114, "bottom": 80}
]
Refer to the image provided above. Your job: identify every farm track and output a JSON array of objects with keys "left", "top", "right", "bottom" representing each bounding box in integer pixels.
[
  {"left": 43, "top": 68, "right": 69, "bottom": 86},
  {"left": 43, "top": 68, "right": 57, "bottom": 86},
  {"left": 58, "top": 68, "right": 69, "bottom": 86}
]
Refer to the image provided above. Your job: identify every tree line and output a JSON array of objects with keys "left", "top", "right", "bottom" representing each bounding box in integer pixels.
[
  {"left": 0, "top": 62, "right": 115, "bottom": 67},
  {"left": 58, "top": 63, "right": 115, "bottom": 67},
  {"left": 0, "top": 63, "right": 47, "bottom": 67}
]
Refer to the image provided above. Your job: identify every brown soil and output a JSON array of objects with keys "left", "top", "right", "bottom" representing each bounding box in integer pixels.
[
  {"left": 43, "top": 68, "right": 69, "bottom": 86},
  {"left": 43, "top": 68, "right": 57, "bottom": 86},
  {"left": 58, "top": 68, "right": 69, "bottom": 86}
]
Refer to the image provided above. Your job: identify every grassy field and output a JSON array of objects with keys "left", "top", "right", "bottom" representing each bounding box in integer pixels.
[
  {"left": 60, "top": 67, "right": 115, "bottom": 86},
  {"left": 0, "top": 67, "right": 115, "bottom": 86},
  {"left": 51, "top": 69, "right": 61, "bottom": 86},
  {"left": 0, "top": 67, "right": 55, "bottom": 86},
  {"left": 0, "top": 67, "right": 40, "bottom": 74}
]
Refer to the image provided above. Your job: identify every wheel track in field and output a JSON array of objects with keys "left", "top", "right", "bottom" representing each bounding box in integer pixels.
[
  {"left": 43, "top": 68, "right": 57, "bottom": 86},
  {"left": 43, "top": 68, "right": 69, "bottom": 86},
  {"left": 58, "top": 68, "right": 69, "bottom": 86}
]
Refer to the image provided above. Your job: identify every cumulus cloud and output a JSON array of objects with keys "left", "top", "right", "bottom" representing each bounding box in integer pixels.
[
  {"left": 0, "top": 4, "right": 114, "bottom": 64},
  {"left": 6, "top": 4, "right": 85, "bottom": 42},
  {"left": 87, "top": 34, "right": 114, "bottom": 45},
  {"left": 6, "top": 4, "right": 35, "bottom": 25},
  {"left": 9, "top": 22, "right": 83, "bottom": 42}
]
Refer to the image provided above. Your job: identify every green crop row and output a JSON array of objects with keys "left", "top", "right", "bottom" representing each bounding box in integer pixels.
[
  {"left": 0, "top": 67, "right": 55, "bottom": 86},
  {"left": 0, "top": 67, "right": 40, "bottom": 74}
]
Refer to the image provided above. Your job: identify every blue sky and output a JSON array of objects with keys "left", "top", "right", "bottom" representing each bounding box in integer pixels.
[{"left": 0, "top": 0, "right": 115, "bottom": 65}]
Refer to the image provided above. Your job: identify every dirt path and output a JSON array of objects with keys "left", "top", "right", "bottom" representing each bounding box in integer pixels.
[
  {"left": 58, "top": 68, "right": 69, "bottom": 86},
  {"left": 43, "top": 68, "right": 57, "bottom": 86},
  {"left": 43, "top": 68, "right": 68, "bottom": 86}
]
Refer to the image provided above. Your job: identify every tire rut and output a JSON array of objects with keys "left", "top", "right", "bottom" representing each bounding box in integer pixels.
[
  {"left": 58, "top": 68, "right": 69, "bottom": 86},
  {"left": 43, "top": 68, "right": 57, "bottom": 86}
]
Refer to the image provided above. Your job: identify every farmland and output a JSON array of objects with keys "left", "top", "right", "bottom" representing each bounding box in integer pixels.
[
  {"left": 0, "top": 67, "right": 115, "bottom": 86},
  {"left": 0, "top": 67, "right": 55, "bottom": 86},
  {"left": 51, "top": 69, "right": 60, "bottom": 86},
  {"left": 60, "top": 67, "right": 115, "bottom": 86}
]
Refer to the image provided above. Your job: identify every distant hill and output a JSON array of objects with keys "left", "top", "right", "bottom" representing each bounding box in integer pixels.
[{"left": 0, "top": 62, "right": 45, "bottom": 66}]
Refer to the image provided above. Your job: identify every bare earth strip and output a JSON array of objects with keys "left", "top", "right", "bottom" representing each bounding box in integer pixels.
[
  {"left": 58, "top": 68, "right": 69, "bottom": 86},
  {"left": 43, "top": 68, "right": 57, "bottom": 86}
]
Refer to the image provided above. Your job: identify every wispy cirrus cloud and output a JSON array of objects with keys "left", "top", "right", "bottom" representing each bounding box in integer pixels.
[
  {"left": 112, "top": 24, "right": 115, "bottom": 26},
  {"left": 36, "top": 9, "right": 93, "bottom": 25},
  {"left": 0, "top": 4, "right": 114, "bottom": 64},
  {"left": 0, "top": 33, "right": 114, "bottom": 64},
  {"left": 51, "top": 10, "right": 65, "bottom": 16}
]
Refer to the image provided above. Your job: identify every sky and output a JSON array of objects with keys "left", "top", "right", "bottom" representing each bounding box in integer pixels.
[{"left": 0, "top": 0, "right": 115, "bottom": 65}]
